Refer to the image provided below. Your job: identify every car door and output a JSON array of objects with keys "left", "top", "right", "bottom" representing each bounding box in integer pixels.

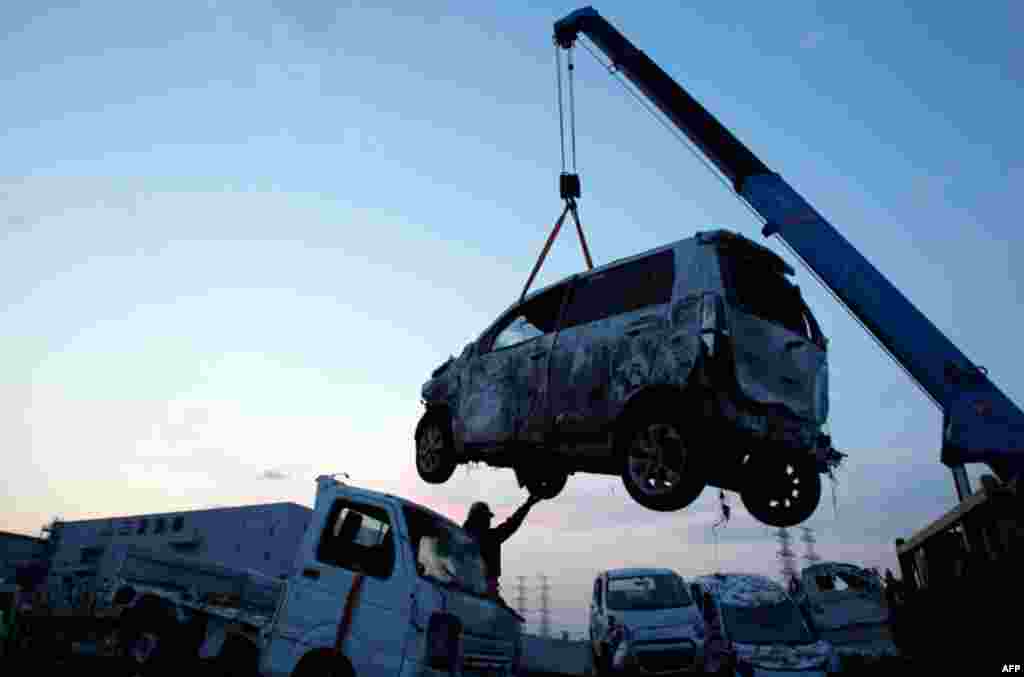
[
  {"left": 547, "top": 250, "right": 676, "bottom": 440},
  {"left": 458, "top": 283, "right": 569, "bottom": 446},
  {"left": 277, "top": 498, "right": 408, "bottom": 677},
  {"left": 589, "top": 576, "right": 602, "bottom": 650}
]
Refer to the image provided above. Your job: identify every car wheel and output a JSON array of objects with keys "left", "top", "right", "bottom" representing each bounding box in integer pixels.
[
  {"left": 619, "top": 408, "right": 706, "bottom": 511},
  {"left": 524, "top": 471, "right": 568, "bottom": 500},
  {"left": 739, "top": 453, "right": 821, "bottom": 527},
  {"left": 416, "top": 412, "right": 458, "bottom": 484}
]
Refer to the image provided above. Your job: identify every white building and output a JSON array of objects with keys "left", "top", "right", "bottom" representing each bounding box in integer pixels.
[{"left": 46, "top": 502, "right": 311, "bottom": 608}]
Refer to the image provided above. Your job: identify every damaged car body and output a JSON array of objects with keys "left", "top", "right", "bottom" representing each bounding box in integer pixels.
[
  {"left": 793, "top": 562, "right": 899, "bottom": 661},
  {"left": 693, "top": 573, "right": 839, "bottom": 675},
  {"left": 416, "top": 228, "right": 843, "bottom": 527}
]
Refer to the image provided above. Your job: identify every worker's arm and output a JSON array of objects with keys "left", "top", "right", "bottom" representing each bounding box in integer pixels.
[{"left": 491, "top": 495, "right": 542, "bottom": 543}]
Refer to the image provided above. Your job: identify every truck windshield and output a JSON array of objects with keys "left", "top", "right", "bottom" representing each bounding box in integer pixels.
[
  {"left": 404, "top": 507, "right": 488, "bottom": 597},
  {"left": 721, "top": 600, "right": 815, "bottom": 645},
  {"left": 718, "top": 251, "right": 819, "bottom": 344},
  {"left": 607, "top": 574, "right": 692, "bottom": 611}
]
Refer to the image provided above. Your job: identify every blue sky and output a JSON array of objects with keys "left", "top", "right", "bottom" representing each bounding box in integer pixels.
[{"left": 2, "top": 1, "right": 1022, "bottom": 635}]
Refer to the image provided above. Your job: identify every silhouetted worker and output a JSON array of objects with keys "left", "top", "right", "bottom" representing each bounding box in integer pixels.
[{"left": 463, "top": 495, "right": 542, "bottom": 596}]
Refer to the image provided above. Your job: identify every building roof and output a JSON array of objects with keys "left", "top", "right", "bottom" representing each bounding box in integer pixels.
[{"left": 50, "top": 501, "right": 311, "bottom": 526}]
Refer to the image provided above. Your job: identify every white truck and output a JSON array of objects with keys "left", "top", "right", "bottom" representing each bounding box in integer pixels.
[{"left": 104, "top": 475, "right": 525, "bottom": 677}]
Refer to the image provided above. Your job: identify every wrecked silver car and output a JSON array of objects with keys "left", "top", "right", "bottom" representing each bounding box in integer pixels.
[
  {"left": 792, "top": 562, "right": 899, "bottom": 661},
  {"left": 416, "top": 229, "right": 840, "bottom": 526}
]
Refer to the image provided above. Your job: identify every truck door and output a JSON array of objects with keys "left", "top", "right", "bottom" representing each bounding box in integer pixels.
[
  {"left": 278, "top": 498, "right": 407, "bottom": 677},
  {"left": 458, "top": 282, "right": 569, "bottom": 446}
]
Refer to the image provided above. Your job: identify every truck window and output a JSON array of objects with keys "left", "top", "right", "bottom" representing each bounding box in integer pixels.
[
  {"left": 317, "top": 501, "right": 395, "bottom": 579},
  {"left": 563, "top": 250, "right": 674, "bottom": 329},
  {"left": 403, "top": 506, "right": 488, "bottom": 596}
]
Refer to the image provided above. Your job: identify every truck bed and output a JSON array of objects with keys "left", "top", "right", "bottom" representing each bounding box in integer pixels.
[{"left": 109, "top": 547, "right": 286, "bottom": 628}]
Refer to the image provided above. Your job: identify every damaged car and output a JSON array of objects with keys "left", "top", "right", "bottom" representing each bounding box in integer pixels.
[
  {"left": 693, "top": 573, "right": 839, "bottom": 675},
  {"left": 416, "top": 229, "right": 841, "bottom": 527},
  {"left": 792, "top": 562, "right": 899, "bottom": 663}
]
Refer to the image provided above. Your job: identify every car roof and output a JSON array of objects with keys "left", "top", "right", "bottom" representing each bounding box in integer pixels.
[
  {"left": 603, "top": 567, "right": 680, "bottom": 579},
  {"left": 801, "top": 561, "right": 874, "bottom": 576},
  {"left": 692, "top": 573, "right": 791, "bottom": 607}
]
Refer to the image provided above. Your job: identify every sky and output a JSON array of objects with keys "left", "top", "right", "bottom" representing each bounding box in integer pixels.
[{"left": 2, "top": 1, "right": 1022, "bottom": 637}]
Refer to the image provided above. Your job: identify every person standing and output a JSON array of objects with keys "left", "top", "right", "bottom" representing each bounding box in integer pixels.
[{"left": 463, "top": 494, "right": 543, "bottom": 596}]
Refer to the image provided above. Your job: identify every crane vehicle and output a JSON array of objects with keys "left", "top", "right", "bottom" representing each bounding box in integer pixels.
[{"left": 553, "top": 5, "right": 1022, "bottom": 659}]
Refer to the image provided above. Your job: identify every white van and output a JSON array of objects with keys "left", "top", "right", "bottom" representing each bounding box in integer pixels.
[{"left": 589, "top": 567, "right": 705, "bottom": 674}]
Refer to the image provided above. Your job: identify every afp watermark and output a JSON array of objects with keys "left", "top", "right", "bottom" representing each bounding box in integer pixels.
[{"left": 1003, "top": 666, "right": 1022, "bottom": 673}]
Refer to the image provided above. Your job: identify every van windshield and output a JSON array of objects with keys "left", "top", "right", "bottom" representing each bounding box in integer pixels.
[
  {"left": 721, "top": 599, "right": 815, "bottom": 645},
  {"left": 607, "top": 574, "right": 692, "bottom": 611},
  {"left": 718, "top": 251, "right": 818, "bottom": 343}
]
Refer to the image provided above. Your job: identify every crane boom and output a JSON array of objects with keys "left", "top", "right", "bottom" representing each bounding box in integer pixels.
[{"left": 554, "top": 7, "right": 1024, "bottom": 492}]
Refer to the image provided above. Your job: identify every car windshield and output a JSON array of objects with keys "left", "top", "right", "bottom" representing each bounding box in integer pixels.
[
  {"left": 404, "top": 507, "right": 488, "bottom": 597},
  {"left": 718, "top": 250, "right": 817, "bottom": 342},
  {"left": 607, "top": 574, "right": 693, "bottom": 611},
  {"left": 721, "top": 599, "right": 815, "bottom": 645}
]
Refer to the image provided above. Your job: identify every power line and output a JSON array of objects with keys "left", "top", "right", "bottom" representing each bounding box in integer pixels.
[
  {"left": 516, "top": 576, "right": 528, "bottom": 617},
  {"left": 800, "top": 527, "right": 822, "bottom": 565}
]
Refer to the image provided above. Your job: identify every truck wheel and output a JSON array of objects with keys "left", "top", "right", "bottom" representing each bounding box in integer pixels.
[
  {"left": 619, "top": 407, "right": 706, "bottom": 511},
  {"left": 524, "top": 471, "right": 568, "bottom": 499},
  {"left": 740, "top": 453, "right": 821, "bottom": 527},
  {"left": 293, "top": 650, "right": 355, "bottom": 677},
  {"left": 415, "top": 412, "right": 457, "bottom": 484}
]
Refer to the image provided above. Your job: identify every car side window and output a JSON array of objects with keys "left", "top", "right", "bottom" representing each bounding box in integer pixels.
[
  {"left": 317, "top": 500, "right": 395, "bottom": 579},
  {"left": 563, "top": 250, "right": 674, "bottom": 329},
  {"left": 484, "top": 284, "right": 567, "bottom": 353}
]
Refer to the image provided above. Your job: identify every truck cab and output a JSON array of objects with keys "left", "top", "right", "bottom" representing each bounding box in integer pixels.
[{"left": 261, "top": 475, "right": 524, "bottom": 677}]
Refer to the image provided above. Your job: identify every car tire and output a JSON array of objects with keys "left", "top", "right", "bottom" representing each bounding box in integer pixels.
[
  {"left": 416, "top": 412, "right": 458, "bottom": 484},
  {"left": 619, "top": 405, "right": 706, "bottom": 512},
  {"left": 739, "top": 452, "right": 821, "bottom": 527},
  {"left": 523, "top": 471, "right": 568, "bottom": 500}
]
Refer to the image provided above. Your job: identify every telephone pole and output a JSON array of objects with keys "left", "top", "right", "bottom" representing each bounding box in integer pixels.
[
  {"left": 800, "top": 527, "right": 821, "bottom": 566},
  {"left": 538, "top": 574, "right": 551, "bottom": 638},
  {"left": 515, "top": 576, "right": 528, "bottom": 618},
  {"left": 773, "top": 527, "right": 798, "bottom": 587}
]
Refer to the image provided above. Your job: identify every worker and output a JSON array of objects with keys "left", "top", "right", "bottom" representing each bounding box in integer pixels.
[{"left": 463, "top": 494, "right": 543, "bottom": 597}]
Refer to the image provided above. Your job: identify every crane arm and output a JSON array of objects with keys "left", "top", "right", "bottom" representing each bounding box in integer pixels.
[{"left": 554, "top": 7, "right": 1024, "bottom": 487}]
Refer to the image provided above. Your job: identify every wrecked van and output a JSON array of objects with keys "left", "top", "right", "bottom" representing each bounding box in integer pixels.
[
  {"left": 692, "top": 573, "right": 838, "bottom": 676},
  {"left": 416, "top": 229, "right": 840, "bottom": 527}
]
